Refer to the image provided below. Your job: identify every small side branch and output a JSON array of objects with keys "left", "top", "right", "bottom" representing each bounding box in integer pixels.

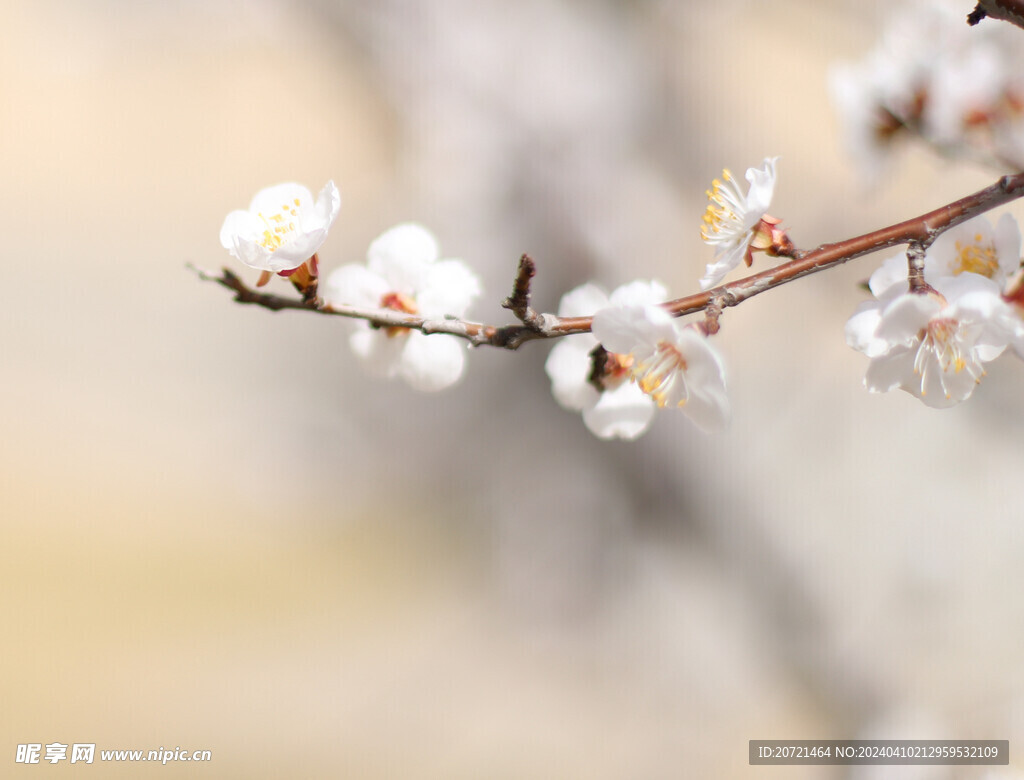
[
  {"left": 501, "top": 254, "right": 547, "bottom": 331},
  {"left": 906, "top": 243, "right": 929, "bottom": 292}
]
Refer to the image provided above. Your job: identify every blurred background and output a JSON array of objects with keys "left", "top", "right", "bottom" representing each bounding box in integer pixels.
[{"left": 4, "top": 0, "right": 1024, "bottom": 777}]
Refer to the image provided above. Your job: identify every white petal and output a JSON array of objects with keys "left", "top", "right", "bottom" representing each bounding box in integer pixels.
[
  {"left": 608, "top": 279, "right": 668, "bottom": 308},
  {"left": 232, "top": 235, "right": 302, "bottom": 273},
  {"left": 557, "top": 283, "right": 610, "bottom": 317},
  {"left": 994, "top": 212, "right": 1022, "bottom": 280},
  {"left": 868, "top": 253, "right": 910, "bottom": 299},
  {"left": 864, "top": 348, "right": 915, "bottom": 393},
  {"left": 367, "top": 223, "right": 439, "bottom": 292},
  {"left": 743, "top": 156, "right": 778, "bottom": 225},
  {"left": 322, "top": 264, "right": 390, "bottom": 308},
  {"left": 248, "top": 182, "right": 314, "bottom": 216},
  {"left": 349, "top": 328, "right": 406, "bottom": 378},
  {"left": 933, "top": 272, "right": 1001, "bottom": 302},
  {"left": 416, "top": 260, "right": 482, "bottom": 317},
  {"left": 545, "top": 338, "right": 600, "bottom": 411},
  {"left": 592, "top": 305, "right": 672, "bottom": 356},
  {"left": 699, "top": 243, "right": 746, "bottom": 291},
  {"left": 306, "top": 180, "right": 342, "bottom": 233},
  {"left": 398, "top": 332, "right": 466, "bottom": 392},
  {"left": 876, "top": 294, "right": 938, "bottom": 345},
  {"left": 675, "top": 331, "right": 730, "bottom": 432},
  {"left": 219, "top": 209, "right": 259, "bottom": 253},
  {"left": 582, "top": 383, "right": 655, "bottom": 440},
  {"left": 845, "top": 300, "right": 887, "bottom": 358}
]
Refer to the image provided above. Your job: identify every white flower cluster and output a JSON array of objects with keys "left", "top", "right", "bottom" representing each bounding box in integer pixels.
[
  {"left": 830, "top": 0, "right": 1024, "bottom": 177},
  {"left": 220, "top": 182, "right": 482, "bottom": 392},
  {"left": 221, "top": 155, "right": 1024, "bottom": 438},
  {"left": 846, "top": 214, "right": 1024, "bottom": 407},
  {"left": 220, "top": 180, "right": 736, "bottom": 440}
]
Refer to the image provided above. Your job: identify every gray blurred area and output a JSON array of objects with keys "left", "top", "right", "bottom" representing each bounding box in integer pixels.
[{"left": 3, "top": 0, "right": 1024, "bottom": 777}]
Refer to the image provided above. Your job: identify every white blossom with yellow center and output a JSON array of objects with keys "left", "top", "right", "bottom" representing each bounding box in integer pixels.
[
  {"left": 220, "top": 181, "right": 341, "bottom": 273},
  {"left": 866, "top": 214, "right": 1021, "bottom": 300},
  {"left": 699, "top": 157, "right": 778, "bottom": 291},
  {"left": 591, "top": 304, "right": 729, "bottom": 433},
  {"left": 544, "top": 281, "right": 666, "bottom": 440},
  {"left": 845, "top": 273, "right": 1014, "bottom": 408}
]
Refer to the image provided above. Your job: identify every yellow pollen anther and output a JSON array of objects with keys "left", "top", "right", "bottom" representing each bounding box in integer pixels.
[
  {"left": 634, "top": 341, "right": 688, "bottom": 408},
  {"left": 257, "top": 208, "right": 299, "bottom": 251},
  {"left": 953, "top": 240, "right": 999, "bottom": 278}
]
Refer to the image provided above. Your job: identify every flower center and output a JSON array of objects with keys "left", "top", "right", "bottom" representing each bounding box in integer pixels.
[
  {"left": 633, "top": 341, "right": 688, "bottom": 408},
  {"left": 380, "top": 291, "right": 419, "bottom": 338},
  {"left": 952, "top": 235, "right": 999, "bottom": 278},
  {"left": 914, "top": 317, "right": 977, "bottom": 386},
  {"left": 700, "top": 169, "right": 745, "bottom": 243},
  {"left": 257, "top": 198, "right": 303, "bottom": 251},
  {"left": 587, "top": 346, "right": 634, "bottom": 393}
]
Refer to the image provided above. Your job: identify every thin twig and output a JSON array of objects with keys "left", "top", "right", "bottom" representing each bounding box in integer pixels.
[
  {"left": 501, "top": 254, "right": 548, "bottom": 331},
  {"left": 194, "top": 172, "right": 1024, "bottom": 349}
]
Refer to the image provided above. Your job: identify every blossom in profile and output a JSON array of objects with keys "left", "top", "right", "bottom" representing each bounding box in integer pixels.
[
  {"left": 220, "top": 181, "right": 341, "bottom": 277},
  {"left": 699, "top": 157, "right": 785, "bottom": 290},
  {"left": 544, "top": 281, "right": 666, "bottom": 440},
  {"left": 322, "top": 223, "right": 481, "bottom": 392},
  {"left": 845, "top": 274, "right": 1014, "bottom": 408},
  {"left": 591, "top": 304, "right": 729, "bottom": 433}
]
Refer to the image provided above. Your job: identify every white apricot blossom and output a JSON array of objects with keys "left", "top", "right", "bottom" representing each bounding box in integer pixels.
[
  {"left": 845, "top": 273, "right": 1014, "bottom": 408},
  {"left": 700, "top": 157, "right": 780, "bottom": 290},
  {"left": 865, "top": 214, "right": 1022, "bottom": 299},
  {"left": 591, "top": 304, "right": 729, "bottom": 433},
  {"left": 926, "top": 213, "right": 1021, "bottom": 286},
  {"left": 220, "top": 181, "right": 341, "bottom": 274},
  {"left": 544, "top": 281, "right": 666, "bottom": 440},
  {"left": 322, "top": 223, "right": 481, "bottom": 392}
]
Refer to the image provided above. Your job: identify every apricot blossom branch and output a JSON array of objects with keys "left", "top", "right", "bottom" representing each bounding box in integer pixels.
[{"left": 195, "top": 171, "right": 1024, "bottom": 350}]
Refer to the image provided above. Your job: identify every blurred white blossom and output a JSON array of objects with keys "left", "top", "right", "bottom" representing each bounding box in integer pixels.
[
  {"left": 830, "top": 0, "right": 1024, "bottom": 177},
  {"left": 323, "top": 223, "right": 481, "bottom": 392}
]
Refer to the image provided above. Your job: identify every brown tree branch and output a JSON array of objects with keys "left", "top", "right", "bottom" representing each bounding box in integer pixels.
[
  {"left": 194, "top": 172, "right": 1024, "bottom": 349},
  {"left": 968, "top": 0, "right": 1024, "bottom": 29}
]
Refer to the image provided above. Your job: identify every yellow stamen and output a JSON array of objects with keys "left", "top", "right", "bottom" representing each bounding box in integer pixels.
[{"left": 952, "top": 239, "right": 999, "bottom": 278}]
